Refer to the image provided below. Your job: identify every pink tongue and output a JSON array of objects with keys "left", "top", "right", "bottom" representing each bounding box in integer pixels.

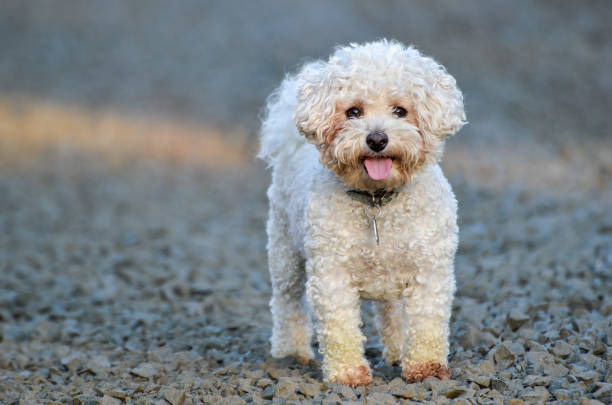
[{"left": 364, "top": 158, "right": 393, "bottom": 180}]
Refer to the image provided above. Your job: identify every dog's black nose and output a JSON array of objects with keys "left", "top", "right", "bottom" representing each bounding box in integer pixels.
[{"left": 366, "top": 131, "right": 388, "bottom": 152}]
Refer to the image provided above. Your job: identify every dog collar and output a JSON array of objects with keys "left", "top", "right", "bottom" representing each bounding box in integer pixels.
[
  {"left": 346, "top": 188, "right": 398, "bottom": 208},
  {"left": 346, "top": 188, "right": 398, "bottom": 246}
]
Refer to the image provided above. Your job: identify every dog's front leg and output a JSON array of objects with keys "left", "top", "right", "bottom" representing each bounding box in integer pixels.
[
  {"left": 400, "top": 261, "right": 455, "bottom": 382},
  {"left": 306, "top": 260, "right": 371, "bottom": 386}
]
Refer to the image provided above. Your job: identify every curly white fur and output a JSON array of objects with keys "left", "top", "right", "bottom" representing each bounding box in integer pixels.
[{"left": 259, "top": 40, "right": 465, "bottom": 386}]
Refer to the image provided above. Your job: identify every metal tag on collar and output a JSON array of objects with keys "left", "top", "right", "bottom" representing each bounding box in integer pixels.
[{"left": 364, "top": 205, "right": 382, "bottom": 245}]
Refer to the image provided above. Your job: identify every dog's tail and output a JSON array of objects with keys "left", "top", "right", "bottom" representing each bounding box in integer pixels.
[{"left": 258, "top": 74, "right": 307, "bottom": 167}]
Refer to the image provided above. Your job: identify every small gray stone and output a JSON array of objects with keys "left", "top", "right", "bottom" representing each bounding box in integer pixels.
[
  {"left": 520, "top": 386, "right": 549, "bottom": 402},
  {"left": 386, "top": 377, "right": 406, "bottom": 392},
  {"left": 61, "top": 352, "right": 85, "bottom": 372},
  {"left": 72, "top": 396, "right": 101, "bottom": 405},
  {"left": 391, "top": 383, "right": 428, "bottom": 401},
  {"left": 490, "top": 378, "right": 508, "bottom": 393},
  {"left": 266, "top": 368, "right": 287, "bottom": 380},
  {"left": 467, "top": 375, "right": 490, "bottom": 388},
  {"left": 523, "top": 375, "right": 552, "bottom": 387},
  {"left": 261, "top": 385, "right": 274, "bottom": 400},
  {"left": 441, "top": 386, "right": 466, "bottom": 399},
  {"left": 236, "top": 378, "right": 254, "bottom": 394},
  {"left": 592, "top": 339, "right": 607, "bottom": 356},
  {"left": 458, "top": 323, "right": 481, "bottom": 349},
  {"left": 593, "top": 383, "right": 612, "bottom": 403},
  {"left": 85, "top": 355, "right": 110, "bottom": 375},
  {"left": 507, "top": 341, "right": 525, "bottom": 357},
  {"left": 424, "top": 376, "right": 455, "bottom": 393},
  {"left": 99, "top": 396, "right": 122, "bottom": 405},
  {"left": 476, "top": 359, "right": 495, "bottom": 375},
  {"left": 217, "top": 396, "right": 245, "bottom": 405},
  {"left": 551, "top": 388, "right": 572, "bottom": 401},
  {"left": 366, "top": 391, "right": 398, "bottom": 405},
  {"left": 550, "top": 341, "right": 574, "bottom": 358},
  {"left": 335, "top": 384, "right": 357, "bottom": 400},
  {"left": 576, "top": 370, "right": 600, "bottom": 383},
  {"left": 104, "top": 390, "right": 128, "bottom": 400},
  {"left": 532, "top": 354, "right": 569, "bottom": 377},
  {"left": 493, "top": 344, "right": 515, "bottom": 370},
  {"left": 322, "top": 393, "right": 342, "bottom": 404},
  {"left": 160, "top": 387, "right": 185, "bottom": 405},
  {"left": 578, "top": 399, "right": 605, "bottom": 405},
  {"left": 507, "top": 310, "right": 530, "bottom": 331},
  {"left": 256, "top": 378, "right": 273, "bottom": 388},
  {"left": 297, "top": 382, "right": 320, "bottom": 398},
  {"left": 131, "top": 363, "right": 158, "bottom": 379},
  {"left": 274, "top": 378, "right": 297, "bottom": 399}
]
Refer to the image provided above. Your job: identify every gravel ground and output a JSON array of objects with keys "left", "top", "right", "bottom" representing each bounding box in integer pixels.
[{"left": 1, "top": 1, "right": 611, "bottom": 404}]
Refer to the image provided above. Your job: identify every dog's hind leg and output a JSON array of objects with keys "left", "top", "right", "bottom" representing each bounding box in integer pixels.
[
  {"left": 267, "top": 205, "right": 314, "bottom": 365},
  {"left": 374, "top": 299, "right": 404, "bottom": 365}
]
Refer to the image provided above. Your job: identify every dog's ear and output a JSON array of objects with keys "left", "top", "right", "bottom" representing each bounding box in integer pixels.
[
  {"left": 294, "top": 61, "right": 339, "bottom": 147},
  {"left": 412, "top": 59, "right": 466, "bottom": 140}
]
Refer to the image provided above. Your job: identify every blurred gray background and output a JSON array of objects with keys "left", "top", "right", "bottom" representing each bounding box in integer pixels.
[{"left": 2, "top": 0, "right": 611, "bottom": 145}]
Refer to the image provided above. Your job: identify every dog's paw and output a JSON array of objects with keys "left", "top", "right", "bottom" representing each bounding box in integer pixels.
[
  {"left": 295, "top": 352, "right": 314, "bottom": 366},
  {"left": 333, "top": 364, "right": 372, "bottom": 387},
  {"left": 402, "top": 362, "right": 451, "bottom": 383},
  {"left": 271, "top": 342, "right": 314, "bottom": 365}
]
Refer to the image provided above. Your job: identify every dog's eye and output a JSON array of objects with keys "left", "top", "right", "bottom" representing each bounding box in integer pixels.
[
  {"left": 392, "top": 106, "right": 407, "bottom": 118},
  {"left": 345, "top": 107, "right": 363, "bottom": 119}
]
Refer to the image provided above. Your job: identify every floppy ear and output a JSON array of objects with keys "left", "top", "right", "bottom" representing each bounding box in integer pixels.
[
  {"left": 414, "top": 61, "right": 466, "bottom": 139},
  {"left": 294, "top": 61, "right": 339, "bottom": 147}
]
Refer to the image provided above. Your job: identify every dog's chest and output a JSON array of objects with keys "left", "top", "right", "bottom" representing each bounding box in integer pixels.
[
  {"left": 344, "top": 202, "right": 421, "bottom": 299},
  {"left": 306, "top": 189, "right": 425, "bottom": 300}
]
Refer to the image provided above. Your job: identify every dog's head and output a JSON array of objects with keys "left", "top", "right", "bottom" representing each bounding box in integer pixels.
[{"left": 294, "top": 40, "right": 465, "bottom": 191}]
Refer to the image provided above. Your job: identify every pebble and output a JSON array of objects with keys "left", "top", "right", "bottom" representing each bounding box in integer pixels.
[
  {"left": 255, "top": 378, "right": 273, "bottom": 388},
  {"left": 550, "top": 341, "right": 574, "bottom": 358},
  {"left": 99, "top": 395, "right": 122, "bottom": 405},
  {"left": 217, "top": 396, "right": 246, "bottom": 405},
  {"left": 365, "top": 391, "right": 398, "bottom": 405},
  {"left": 507, "top": 310, "right": 530, "bottom": 331},
  {"left": 61, "top": 352, "right": 85, "bottom": 372},
  {"left": 390, "top": 383, "right": 428, "bottom": 401},
  {"left": 552, "top": 388, "right": 572, "bottom": 400},
  {"left": 273, "top": 378, "right": 298, "bottom": 399},
  {"left": 520, "top": 386, "right": 550, "bottom": 402},
  {"left": 576, "top": 370, "right": 600, "bottom": 384},
  {"left": 261, "top": 385, "right": 274, "bottom": 400},
  {"left": 441, "top": 386, "right": 466, "bottom": 399},
  {"left": 534, "top": 356, "right": 569, "bottom": 377},
  {"left": 592, "top": 383, "right": 612, "bottom": 403},
  {"left": 86, "top": 355, "right": 111, "bottom": 375},
  {"left": 160, "top": 387, "right": 185, "bottom": 405},
  {"left": 131, "top": 363, "right": 158, "bottom": 380},
  {"left": 335, "top": 384, "right": 357, "bottom": 400},
  {"left": 493, "top": 343, "right": 515, "bottom": 370},
  {"left": 467, "top": 375, "right": 491, "bottom": 388},
  {"left": 476, "top": 358, "right": 495, "bottom": 375},
  {"left": 523, "top": 375, "right": 552, "bottom": 387},
  {"left": 490, "top": 378, "right": 508, "bottom": 393},
  {"left": 297, "top": 382, "right": 320, "bottom": 398}
]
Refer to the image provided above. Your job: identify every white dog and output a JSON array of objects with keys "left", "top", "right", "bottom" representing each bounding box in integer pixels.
[{"left": 259, "top": 40, "right": 465, "bottom": 386}]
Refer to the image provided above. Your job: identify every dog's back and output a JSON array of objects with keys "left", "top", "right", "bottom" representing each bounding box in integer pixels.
[{"left": 258, "top": 75, "right": 307, "bottom": 168}]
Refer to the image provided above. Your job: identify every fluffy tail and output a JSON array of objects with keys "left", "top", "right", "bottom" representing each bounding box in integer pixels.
[{"left": 258, "top": 74, "right": 307, "bottom": 166}]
